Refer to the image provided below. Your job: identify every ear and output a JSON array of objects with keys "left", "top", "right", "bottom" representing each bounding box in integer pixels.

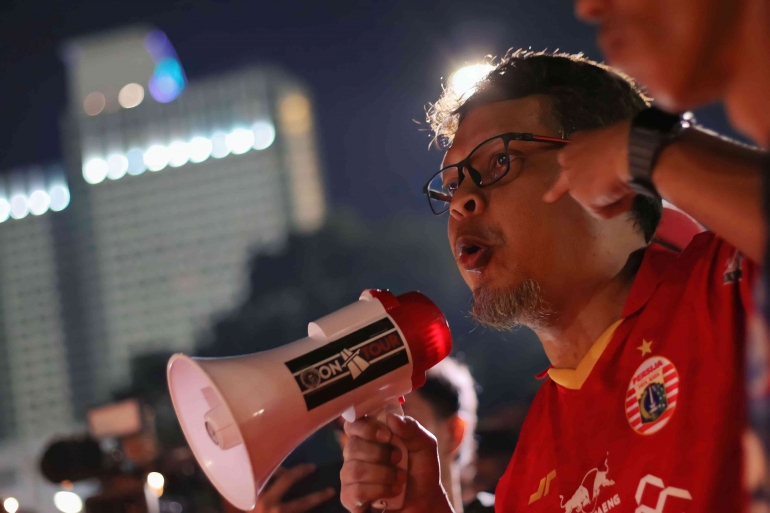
[{"left": 446, "top": 414, "right": 466, "bottom": 455}]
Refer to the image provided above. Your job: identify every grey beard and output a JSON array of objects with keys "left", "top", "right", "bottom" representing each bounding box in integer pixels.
[{"left": 470, "top": 279, "right": 552, "bottom": 331}]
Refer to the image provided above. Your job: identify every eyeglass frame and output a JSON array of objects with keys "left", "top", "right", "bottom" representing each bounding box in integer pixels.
[{"left": 422, "top": 131, "right": 570, "bottom": 215}]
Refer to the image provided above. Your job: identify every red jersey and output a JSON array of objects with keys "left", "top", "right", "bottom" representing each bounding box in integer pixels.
[{"left": 496, "top": 233, "right": 756, "bottom": 513}]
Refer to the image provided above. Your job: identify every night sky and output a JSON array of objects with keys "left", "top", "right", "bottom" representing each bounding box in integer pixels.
[{"left": 0, "top": 0, "right": 741, "bottom": 222}]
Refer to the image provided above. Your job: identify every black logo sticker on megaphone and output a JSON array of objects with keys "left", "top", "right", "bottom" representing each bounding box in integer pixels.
[{"left": 285, "top": 317, "right": 409, "bottom": 410}]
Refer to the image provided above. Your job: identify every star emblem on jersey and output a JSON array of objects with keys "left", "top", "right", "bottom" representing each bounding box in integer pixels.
[
  {"left": 626, "top": 356, "right": 679, "bottom": 435},
  {"left": 637, "top": 339, "right": 653, "bottom": 357}
]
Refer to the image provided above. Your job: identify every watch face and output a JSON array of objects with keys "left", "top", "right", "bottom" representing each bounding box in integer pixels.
[{"left": 635, "top": 107, "right": 681, "bottom": 133}]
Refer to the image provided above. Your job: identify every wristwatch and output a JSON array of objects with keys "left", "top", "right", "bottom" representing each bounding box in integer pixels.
[{"left": 627, "top": 107, "right": 693, "bottom": 198}]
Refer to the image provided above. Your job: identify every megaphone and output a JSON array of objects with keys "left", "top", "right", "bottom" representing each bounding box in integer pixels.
[{"left": 167, "top": 289, "right": 452, "bottom": 511}]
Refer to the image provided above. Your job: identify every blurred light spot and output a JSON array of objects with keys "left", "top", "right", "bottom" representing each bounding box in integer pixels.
[
  {"left": 189, "top": 136, "right": 213, "bottom": 163},
  {"left": 144, "top": 30, "right": 173, "bottom": 62},
  {"left": 126, "top": 148, "right": 147, "bottom": 175},
  {"left": 449, "top": 64, "right": 494, "bottom": 99},
  {"left": 0, "top": 198, "right": 11, "bottom": 223},
  {"left": 54, "top": 491, "right": 82, "bottom": 513},
  {"left": 10, "top": 195, "right": 29, "bottom": 219},
  {"left": 147, "top": 472, "right": 165, "bottom": 497},
  {"left": 144, "top": 145, "right": 170, "bottom": 171},
  {"left": 83, "top": 158, "right": 108, "bottom": 184},
  {"left": 252, "top": 121, "right": 276, "bottom": 150},
  {"left": 279, "top": 94, "right": 311, "bottom": 134},
  {"left": 211, "top": 131, "right": 229, "bottom": 159},
  {"left": 29, "top": 189, "right": 51, "bottom": 216},
  {"left": 226, "top": 128, "right": 254, "bottom": 155},
  {"left": 49, "top": 185, "right": 71, "bottom": 212},
  {"left": 3, "top": 498, "right": 19, "bottom": 513},
  {"left": 118, "top": 83, "right": 145, "bottom": 109},
  {"left": 83, "top": 92, "right": 106, "bottom": 116},
  {"left": 168, "top": 140, "right": 190, "bottom": 167},
  {"left": 148, "top": 58, "right": 185, "bottom": 103},
  {"left": 169, "top": 502, "right": 182, "bottom": 513},
  {"left": 107, "top": 153, "right": 129, "bottom": 180}
]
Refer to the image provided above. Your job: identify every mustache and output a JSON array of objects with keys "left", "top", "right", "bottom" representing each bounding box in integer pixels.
[{"left": 455, "top": 222, "right": 506, "bottom": 246}]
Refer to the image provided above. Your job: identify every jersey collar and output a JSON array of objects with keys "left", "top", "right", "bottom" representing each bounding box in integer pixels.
[{"left": 546, "top": 243, "right": 677, "bottom": 390}]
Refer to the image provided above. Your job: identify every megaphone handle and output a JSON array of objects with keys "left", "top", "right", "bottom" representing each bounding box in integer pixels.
[{"left": 371, "top": 400, "right": 408, "bottom": 511}]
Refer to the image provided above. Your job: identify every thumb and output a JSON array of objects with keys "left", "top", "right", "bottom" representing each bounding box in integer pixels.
[
  {"left": 543, "top": 171, "right": 570, "bottom": 203},
  {"left": 386, "top": 414, "right": 437, "bottom": 454}
]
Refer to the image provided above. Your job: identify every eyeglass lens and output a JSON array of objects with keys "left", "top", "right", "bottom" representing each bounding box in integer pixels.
[{"left": 426, "top": 137, "right": 516, "bottom": 214}]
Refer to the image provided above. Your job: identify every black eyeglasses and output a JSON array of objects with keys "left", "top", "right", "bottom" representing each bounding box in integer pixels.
[{"left": 422, "top": 132, "right": 569, "bottom": 215}]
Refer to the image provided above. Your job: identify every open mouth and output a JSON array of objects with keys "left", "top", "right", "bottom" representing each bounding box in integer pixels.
[{"left": 456, "top": 237, "right": 494, "bottom": 272}]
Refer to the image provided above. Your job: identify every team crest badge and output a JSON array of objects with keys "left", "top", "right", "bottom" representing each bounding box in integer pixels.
[{"left": 626, "top": 356, "right": 679, "bottom": 435}]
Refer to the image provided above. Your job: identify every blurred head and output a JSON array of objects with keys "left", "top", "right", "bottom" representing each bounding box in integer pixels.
[
  {"left": 574, "top": 0, "right": 743, "bottom": 112},
  {"left": 402, "top": 358, "right": 478, "bottom": 474},
  {"left": 428, "top": 51, "right": 662, "bottom": 331}
]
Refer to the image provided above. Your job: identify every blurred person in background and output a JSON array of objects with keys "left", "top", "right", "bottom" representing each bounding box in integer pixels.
[
  {"left": 253, "top": 358, "right": 489, "bottom": 513},
  {"left": 339, "top": 51, "right": 756, "bottom": 512},
  {"left": 543, "top": 0, "right": 770, "bottom": 505}
]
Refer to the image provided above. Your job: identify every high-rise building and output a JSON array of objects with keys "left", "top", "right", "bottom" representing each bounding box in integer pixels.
[
  {"left": 61, "top": 26, "right": 326, "bottom": 401},
  {"left": 0, "top": 25, "right": 326, "bottom": 513}
]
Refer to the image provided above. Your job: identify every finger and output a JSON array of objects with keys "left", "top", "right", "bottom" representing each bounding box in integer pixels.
[
  {"left": 341, "top": 483, "right": 404, "bottom": 512},
  {"left": 283, "top": 487, "right": 336, "bottom": 513},
  {"left": 543, "top": 171, "right": 571, "bottom": 203},
  {"left": 385, "top": 415, "right": 438, "bottom": 455},
  {"left": 341, "top": 460, "right": 406, "bottom": 486},
  {"left": 261, "top": 464, "right": 316, "bottom": 503},
  {"left": 343, "top": 436, "right": 398, "bottom": 465},
  {"left": 344, "top": 417, "right": 392, "bottom": 443}
]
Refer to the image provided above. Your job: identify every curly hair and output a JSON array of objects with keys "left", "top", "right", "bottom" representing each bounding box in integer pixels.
[{"left": 426, "top": 49, "right": 661, "bottom": 242}]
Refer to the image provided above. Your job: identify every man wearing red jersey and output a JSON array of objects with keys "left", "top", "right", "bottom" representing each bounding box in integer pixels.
[{"left": 338, "top": 51, "right": 756, "bottom": 513}]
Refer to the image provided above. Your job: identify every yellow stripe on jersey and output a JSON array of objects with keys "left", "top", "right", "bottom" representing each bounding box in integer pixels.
[{"left": 547, "top": 319, "right": 623, "bottom": 390}]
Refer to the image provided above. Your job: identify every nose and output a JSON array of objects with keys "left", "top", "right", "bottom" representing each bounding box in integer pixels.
[
  {"left": 575, "top": 0, "right": 609, "bottom": 22},
  {"left": 449, "top": 177, "right": 486, "bottom": 220}
]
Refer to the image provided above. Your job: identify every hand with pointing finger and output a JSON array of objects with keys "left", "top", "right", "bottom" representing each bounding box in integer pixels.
[
  {"left": 256, "top": 464, "right": 336, "bottom": 513},
  {"left": 544, "top": 121, "right": 638, "bottom": 218}
]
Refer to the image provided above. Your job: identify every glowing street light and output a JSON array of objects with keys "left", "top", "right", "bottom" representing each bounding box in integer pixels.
[{"left": 449, "top": 64, "right": 494, "bottom": 99}]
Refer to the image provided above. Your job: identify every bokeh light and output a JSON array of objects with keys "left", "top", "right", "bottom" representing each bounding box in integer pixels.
[
  {"left": 148, "top": 58, "right": 185, "bottom": 103},
  {"left": 0, "top": 198, "right": 11, "bottom": 223},
  {"left": 226, "top": 128, "right": 254, "bottom": 155},
  {"left": 168, "top": 140, "right": 190, "bottom": 167},
  {"left": 107, "top": 153, "right": 129, "bottom": 180},
  {"left": 10, "top": 195, "right": 29, "bottom": 220},
  {"left": 83, "top": 92, "right": 106, "bottom": 116},
  {"left": 49, "top": 185, "right": 71, "bottom": 212},
  {"left": 83, "top": 158, "right": 108, "bottom": 184},
  {"left": 252, "top": 121, "right": 276, "bottom": 150},
  {"left": 29, "top": 189, "right": 51, "bottom": 216},
  {"left": 118, "top": 83, "right": 145, "bottom": 109},
  {"left": 54, "top": 492, "right": 83, "bottom": 513},
  {"left": 3, "top": 498, "right": 19, "bottom": 513},
  {"left": 211, "top": 131, "right": 230, "bottom": 159},
  {"left": 144, "top": 145, "right": 170, "bottom": 171},
  {"left": 126, "top": 148, "right": 147, "bottom": 175},
  {"left": 189, "top": 136, "right": 213, "bottom": 163}
]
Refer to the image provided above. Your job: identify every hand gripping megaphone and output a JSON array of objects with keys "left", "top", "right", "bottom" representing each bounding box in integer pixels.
[{"left": 167, "top": 289, "right": 452, "bottom": 511}]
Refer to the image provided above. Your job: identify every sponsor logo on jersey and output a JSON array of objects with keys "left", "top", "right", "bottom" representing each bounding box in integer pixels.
[
  {"left": 559, "top": 454, "right": 618, "bottom": 513},
  {"left": 635, "top": 474, "right": 692, "bottom": 512},
  {"left": 724, "top": 249, "right": 744, "bottom": 284},
  {"left": 626, "top": 356, "right": 679, "bottom": 435},
  {"left": 285, "top": 317, "right": 409, "bottom": 410}
]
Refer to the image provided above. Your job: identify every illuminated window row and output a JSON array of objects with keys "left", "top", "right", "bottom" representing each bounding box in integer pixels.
[
  {"left": 82, "top": 121, "right": 276, "bottom": 185},
  {"left": 0, "top": 185, "right": 70, "bottom": 223}
]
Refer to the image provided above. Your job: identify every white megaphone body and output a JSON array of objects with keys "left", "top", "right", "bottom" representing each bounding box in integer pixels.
[{"left": 167, "top": 289, "right": 452, "bottom": 511}]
